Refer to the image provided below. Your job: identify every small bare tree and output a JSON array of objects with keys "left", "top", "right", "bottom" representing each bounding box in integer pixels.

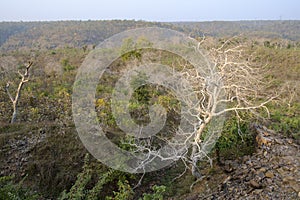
[{"left": 5, "top": 61, "right": 32, "bottom": 123}]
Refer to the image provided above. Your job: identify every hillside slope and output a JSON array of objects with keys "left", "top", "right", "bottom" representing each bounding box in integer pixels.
[{"left": 1, "top": 20, "right": 300, "bottom": 51}]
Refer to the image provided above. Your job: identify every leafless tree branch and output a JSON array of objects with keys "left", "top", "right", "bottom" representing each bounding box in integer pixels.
[
  {"left": 5, "top": 61, "right": 32, "bottom": 123},
  {"left": 121, "top": 37, "right": 276, "bottom": 179}
]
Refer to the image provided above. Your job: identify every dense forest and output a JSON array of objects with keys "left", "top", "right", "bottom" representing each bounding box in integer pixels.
[{"left": 0, "top": 20, "right": 299, "bottom": 199}]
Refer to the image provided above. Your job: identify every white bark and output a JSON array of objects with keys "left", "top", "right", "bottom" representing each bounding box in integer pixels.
[
  {"left": 121, "top": 38, "right": 276, "bottom": 178},
  {"left": 5, "top": 62, "right": 32, "bottom": 123}
]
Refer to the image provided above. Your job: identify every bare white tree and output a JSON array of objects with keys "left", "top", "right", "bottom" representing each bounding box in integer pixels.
[
  {"left": 186, "top": 37, "right": 277, "bottom": 178},
  {"left": 5, "top": 61, "right": 32, "bottom": 123},
  {"left": 120, "top": 37, "right": 278, "bottom": 180}
]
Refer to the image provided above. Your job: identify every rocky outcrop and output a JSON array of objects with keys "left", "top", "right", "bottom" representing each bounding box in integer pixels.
[{"left": 198, "top": 125, "right": 300, "bottom": 199}]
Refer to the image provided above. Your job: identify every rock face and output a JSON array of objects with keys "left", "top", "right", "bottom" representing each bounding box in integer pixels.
[
  {"left": 0, "top": 128, "right": 47, "bottom": 178},
  {"left": 197, "top": 125, "right": 300, "bottom": 200}
]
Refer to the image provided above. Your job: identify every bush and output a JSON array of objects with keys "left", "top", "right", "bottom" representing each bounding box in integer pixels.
[
  {"left": 59, "top": 154, "right": 135, "bottom": 200},
  {"left": 0, "top": 176, "right": 39, "bottom": 200},
  {"left": 105, "top": 180, "right": 134, "bottom": 200},
  {"left": 268, "top": 103, "right": 300, "bottom": 139},
  {"left": 139, "top": 185, "right": 166, "bottom": 200},
  {"left": 216, "top": 115, "right": 256, "bottom": 159}
]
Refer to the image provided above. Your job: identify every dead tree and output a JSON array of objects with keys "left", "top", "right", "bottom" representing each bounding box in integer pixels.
[
  {"left": 119, "top": 37, "right": 277, "bottom": 180},
  {"left": 187, "top": 38, "right": 277, "bottom": 178},
  {"left": 5, "top": 62, "right": 32, "bottom": 123}
]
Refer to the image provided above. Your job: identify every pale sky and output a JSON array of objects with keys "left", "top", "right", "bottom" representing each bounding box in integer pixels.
[{"left": 0, "top": 0, "right": 299, "bottom": 22}]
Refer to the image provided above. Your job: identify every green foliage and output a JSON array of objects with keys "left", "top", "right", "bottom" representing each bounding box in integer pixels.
[
  {"left": 120, "top": 38, "right": 142, "bottom": 61},
  {"left": 0, "top": 176, "right": 39, "bottom": 200},
  {"left": 216, "top": 115, "right": 255, "bottom": 159},
  {"left": 61, "top": 58, "right": 75, "bottom": 71},
  {"left": 58, "top": 152, "right": 165, "bottom": 200},
  {"left": 95, "top": 98, "right": 116, "bottom": 127},
  {"left": 120, "top": 37, "right": 152, "bottom": 62},
  {"left": 157, "top": 95, "right": 180, "bottom": 111},
  {"left": 105, "top": 180, "right": 134, "bottom": 200},
  {"left": 268, "top": 103, "right": 300, "bottom": 139},
  {"left": 139, "top": 185, "right": 166, "bottom": 200},
  {"left": 264, "top": 41, "right": 271, "bottom": 48},
  {"left": 59, "top": 154, "right": 135, "bottom": 200},
  {"left": 60, "top": 154, "right": 92, "bottom": 200},
  {"left": 130, "top": 72, "right": 151, "bottom": 105},
  {"left": 119, "top": 135, "right": 137, "bottom": 152},
  {"left": 86, "top": 170, "right": 116, "bottom": 200}
]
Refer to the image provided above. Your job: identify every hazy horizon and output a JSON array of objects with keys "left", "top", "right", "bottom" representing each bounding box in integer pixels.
[
  {"left": 2, "top": 19, "right": 300, "bottom": 23},
  {"left": 1, "top": 0, "right": 299, "bottom": 22}
]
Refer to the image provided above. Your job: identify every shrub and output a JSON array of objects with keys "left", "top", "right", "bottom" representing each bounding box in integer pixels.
[
  {"left": 0, "top": 176, "right": 39, "bottom": 200},
  {"left": 139, "top": 185, "right": 166, "bottom": 200}
]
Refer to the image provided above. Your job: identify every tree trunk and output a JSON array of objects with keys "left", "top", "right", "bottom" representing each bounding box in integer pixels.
[
  {"left": 191, "top": 144, "right": 202, "bottom": 179},
  {"left": 5, "top": 62, "right": 32, "bottom": 123},
  {"left": 11, "top": 102, "right": 17, "bottom": 123}
]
